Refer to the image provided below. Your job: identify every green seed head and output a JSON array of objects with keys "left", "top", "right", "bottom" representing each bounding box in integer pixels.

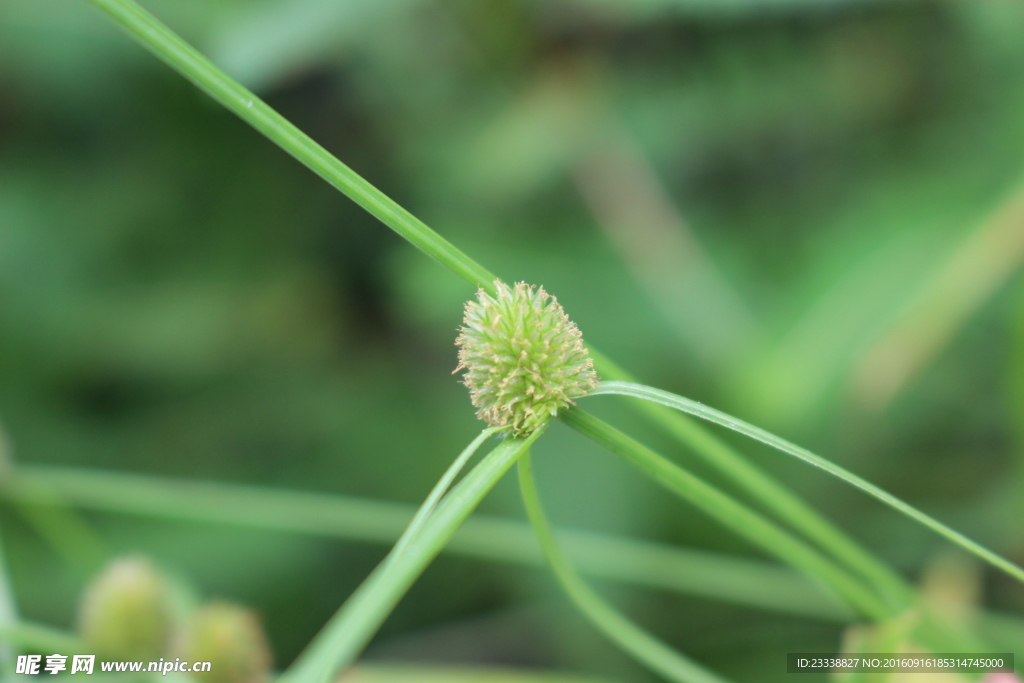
[
  {"left": 77, "top": 557, "right": 175, "bottom": 660},
  {"left": 455, "top": 281, "right": 599, "bottom": 437},
  {"left": 180, "top": 602, "right": 272, "bottom": 683}
]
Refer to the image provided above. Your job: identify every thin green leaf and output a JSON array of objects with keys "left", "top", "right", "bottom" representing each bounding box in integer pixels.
[
  {"left": 559, "top": 409, "right": 891, "bottom": 620},
  {"left": 590, "top": 381, "right": 1024, "bottom": 585},
  {"left": 518, "top": 449, "right": 732, "bottom": 683},
  {"left": 282, "top": 426, "right": 547, "bottom": 683},
  {"left": 83, "top": 0, "right": 496, "bottom": 292},
  {"left": 588, "top": 349, "right": 913, "bottom": 610},
  {"left": 391, "top": 426, "right": 504, "bottom": 558}
]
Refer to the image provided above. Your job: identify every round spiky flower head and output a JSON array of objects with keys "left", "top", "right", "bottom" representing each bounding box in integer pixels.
[{"left": 455, "top": 281, "right": 599, "bottom": 437}]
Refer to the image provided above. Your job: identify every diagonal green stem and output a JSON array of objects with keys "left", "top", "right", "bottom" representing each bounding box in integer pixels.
[
  {"left": 83, "top": 0, "right": 495, "bottom": 291},
  {"left": 281, "top": 426, "right": 547, "bottom": 683},
  {"left": 588, "top": 350, "right": 913, "bottom": 609},
  {"left": 590, "top": 381, "right": 1024, "bottom": 586},
  {"left": 560, "top": 408, "right": 892, "bottom": 621},
  {"left": 517, "top": 450, "right": 732, "bottom": 683},
  {"left": 391, "top": 426, "right": 503, "bottom": 558}
]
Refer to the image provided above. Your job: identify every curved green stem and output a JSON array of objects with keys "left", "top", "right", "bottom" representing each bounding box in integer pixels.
[
  {"left": 560, "top": 408, "right": 892, "bottom": 621},
  {"left": 588, "top": 350, "right": 913, "bottom": 610},
  {"left": 518, "top": 450, "right": 732, "bottom": 683},
  {"left": 590, "top": 381, "right": 1024, "bottom": 586}
]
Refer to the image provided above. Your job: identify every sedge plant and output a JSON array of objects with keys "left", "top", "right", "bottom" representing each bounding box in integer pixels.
[{"left": 8, "top": 0, "right": 1021, "bottom": 680}]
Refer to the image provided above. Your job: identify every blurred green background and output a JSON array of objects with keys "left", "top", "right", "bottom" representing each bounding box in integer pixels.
[{"left": 2, "top": 0, "right": 1024, "bottom": 680}]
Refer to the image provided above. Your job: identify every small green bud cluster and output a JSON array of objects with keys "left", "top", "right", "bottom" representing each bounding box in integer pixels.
[
  {"left": 180, "top": 602, "right": 272, "bottom": 683},
  {"left": 77, "top": 557, "right": 271, "bottom": 683},
  {"left": 456, "top": 281, "right": 599, "bottom": 437},
  {"left": 78, "top": 557, "right": 174, "bottom": 661}
]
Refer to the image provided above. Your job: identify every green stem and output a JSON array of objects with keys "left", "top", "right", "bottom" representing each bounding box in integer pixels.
[
  {"left": 83, "top": 0, "right": 495, "bottom": 291},
  {"left": 590, "top": 381, "right": 1024, "bottom": 586},
  {"left": 391, "top": 426, "right": 503, "bottom": 558},
  {"left": 0, "top": 465, "right": 852, "bottom": 622},
  {"left": 588, "top": 350, "right": 912, "bottom": 609},
  {"left": 560, "top": 408, "right": 891, "bottom": 621},
  {"left": 517, "top": 450, "right": 732, "bottom": 683},
  {"left": 281, "top": 426, "right": 546, "bottom": 683}
]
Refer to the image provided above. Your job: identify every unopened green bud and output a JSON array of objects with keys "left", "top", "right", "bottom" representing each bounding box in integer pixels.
[
  {"left": 181, "top": 602, "right": 271, "bottom": 683},
  {"left": 78, "top": 556, "right": 174, "bottom": 660},
  {"left": 455, "top": 281, "right": 599, "bottom": 437}
]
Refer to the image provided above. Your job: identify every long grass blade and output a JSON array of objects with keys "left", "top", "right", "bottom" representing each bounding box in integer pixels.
[
  {"left": 282, "top": 427, "right": 546, "bottom": 683},
  {"left": 1, "top": 464, "right": 852, "bottom": 622},
  {"left": 590, "top": 381, "right": 1024, "bottom": 585},
  {"left": 391, "top": 427, "right": 503, "bottom": 558},
  {"left": 587, "top": 352, "right": 918, "bottom": 617},
  {"left": 559, "top": 409, "right": 891, "bottom": 620},
  {"left": 83, "top": 0, "right": 495, "bottom": 291},
  {"left": 518, "top": 450, "right": 732, "bottom": 683}
]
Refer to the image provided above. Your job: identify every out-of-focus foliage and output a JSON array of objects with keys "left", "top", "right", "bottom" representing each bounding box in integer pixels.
[{"left": 1, "top": 0, "right": 1023, "bottom": 680}]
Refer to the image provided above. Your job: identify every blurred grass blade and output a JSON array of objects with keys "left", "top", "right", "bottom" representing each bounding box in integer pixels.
[
  {"left": 83, "top": 0, "right": 495, "bottom": 291},
  {"left": 282, "top": 427, "right": 547, "bottom": 683},
  {"left": 573, "top": 126, "right": 758, "bottom": 366},
  {"left": 852, "top": 178, "right": 1024, "bottom": 410},
  {"left": 559, "top": 408, "right": 891, "bottom": 620},
  {"left": 590, "top": 381, "right": 1024, "bottom": 585},
  {"left": 1, "top": 465, "right": 853, "bottom": 622},
  {"left": 518, "top": 450, "right": 732, "bottom": 683},
  {"left": 5, "top": 477, "right": 108, "bottom": 576},
  {"left": 0, "top": 622, "right": 84, "bottom": 654},
  {"left": 0, "top": 427, "right": 105, "bottom": 581}
]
